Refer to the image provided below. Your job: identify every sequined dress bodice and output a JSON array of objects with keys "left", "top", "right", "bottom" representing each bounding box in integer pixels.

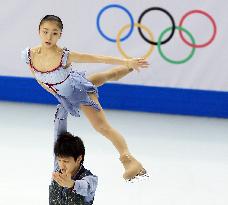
[{"left": 21, "top": 47, "right": 100, "bottom": 117}]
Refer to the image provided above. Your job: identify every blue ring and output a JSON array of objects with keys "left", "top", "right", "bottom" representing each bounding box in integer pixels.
[{"left": 96, "top": 4, "right": 134, "bottom": 43}]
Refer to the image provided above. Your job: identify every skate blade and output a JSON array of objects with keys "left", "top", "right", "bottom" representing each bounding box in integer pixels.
[{"left": 125, "top": 169, "right": 150, "bottom": 183}]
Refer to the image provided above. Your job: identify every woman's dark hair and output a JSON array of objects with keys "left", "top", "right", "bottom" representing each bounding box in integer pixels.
[
  {"left": 54, "top": 132, "right": 85, "bottom": 164},
  {"left": 39, "top": 15, "right": 63, "bottom": 31}
]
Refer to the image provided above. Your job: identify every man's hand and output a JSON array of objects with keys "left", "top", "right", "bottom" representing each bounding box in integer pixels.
[{"left": 52, "top": 171, "right": 75, "bottom": 189}]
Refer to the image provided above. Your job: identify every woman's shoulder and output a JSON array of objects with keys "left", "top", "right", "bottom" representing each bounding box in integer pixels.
[
  {"left": 22, "top": 46, "right": 40, "bottom": 58},
  {"left": 21, "top": 47, "right": 31, "bottom": 64},
  {"left": 30, "top": 46, "right": 42, "bottom": 55}
]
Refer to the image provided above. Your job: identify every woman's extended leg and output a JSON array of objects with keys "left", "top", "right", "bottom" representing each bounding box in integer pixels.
[
  {"left": 80, "top": 93, "right": 146, "bottom": 180},
  {"left": 88, "top": 65, "right": 134, "bottom": 87}
]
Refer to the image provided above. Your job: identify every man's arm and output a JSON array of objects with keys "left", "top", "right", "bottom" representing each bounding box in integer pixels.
[
  {"left": 49, "top": 181, "right": 63, "bottom": 205},
  {"left": 52, "top": 172, "right": 98, "bottom": 203},
  {"left": 54, "top": 104, "right": 68, "bottom": 140},
  {"left": 72, "top": 175, "right": 98, "bottom": 203},
  {"left": 54, "top": 104, "right": 68, "bottom": 170}
]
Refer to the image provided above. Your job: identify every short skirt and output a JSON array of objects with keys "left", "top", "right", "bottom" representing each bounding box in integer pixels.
[{"left": 54, "top": 70, "right": 100, "bottom": 117}]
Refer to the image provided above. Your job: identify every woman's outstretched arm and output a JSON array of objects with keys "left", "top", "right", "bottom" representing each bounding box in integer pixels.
[{"left": 68, "top": 51, "right": 149, "bottom": 69}]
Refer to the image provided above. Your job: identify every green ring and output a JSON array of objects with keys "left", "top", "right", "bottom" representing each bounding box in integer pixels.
[{"left": 157, "top": 26, "right": 196, "bottom": 64}]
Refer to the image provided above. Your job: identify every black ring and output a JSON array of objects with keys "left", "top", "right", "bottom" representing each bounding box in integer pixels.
[{"left": 137, "top": 7, "right": 176, "bottom": 45}]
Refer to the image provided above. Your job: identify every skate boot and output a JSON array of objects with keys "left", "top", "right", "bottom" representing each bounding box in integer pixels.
[{"left": 119, "top": 154, "right": 149, "bottom": 182}]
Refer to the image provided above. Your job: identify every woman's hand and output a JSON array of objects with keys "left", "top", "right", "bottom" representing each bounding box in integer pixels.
[{"left": 125, "top": 58, "right": 150, "bottom": 72}]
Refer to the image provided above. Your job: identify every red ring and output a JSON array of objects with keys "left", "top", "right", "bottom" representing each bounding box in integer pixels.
[{"left": 179, "top": 10, "right": 217, "bottom": 48}]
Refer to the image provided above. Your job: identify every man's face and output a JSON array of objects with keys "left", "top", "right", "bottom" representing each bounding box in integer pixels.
[{"left": 57, "top": 156, "right": 82, "bottom": 175}]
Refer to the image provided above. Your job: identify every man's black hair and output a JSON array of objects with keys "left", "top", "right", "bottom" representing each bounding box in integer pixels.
[{"left": 54, "top": 132, "right": 85, "bottom": 164}]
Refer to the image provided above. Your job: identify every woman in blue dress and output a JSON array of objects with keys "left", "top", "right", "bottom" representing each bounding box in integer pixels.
[{"left": 22, "top": 15, "right": 149, "bottom": 181}]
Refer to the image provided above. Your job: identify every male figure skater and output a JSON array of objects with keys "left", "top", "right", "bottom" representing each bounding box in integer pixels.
[{"left": 49, "top": 104, "right": 98, "bottom": 205}]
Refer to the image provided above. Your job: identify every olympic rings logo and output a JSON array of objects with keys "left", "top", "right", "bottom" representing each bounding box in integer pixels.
[{"left": 96, "top": 4, "right": 217, "bottom": 64}]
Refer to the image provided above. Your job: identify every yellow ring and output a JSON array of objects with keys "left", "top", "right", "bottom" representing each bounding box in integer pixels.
[{"left": 116, "top": 23, "right": 155, "bottom": 59}]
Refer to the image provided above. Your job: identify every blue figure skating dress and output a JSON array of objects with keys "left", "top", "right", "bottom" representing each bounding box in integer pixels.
[{"left": 22, "top": 47, "right": 100, "bottom": 116}]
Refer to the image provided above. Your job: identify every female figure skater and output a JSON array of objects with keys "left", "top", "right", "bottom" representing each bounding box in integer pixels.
[{"left": 22, "top": 15, "right": 149, "bottom": 181}]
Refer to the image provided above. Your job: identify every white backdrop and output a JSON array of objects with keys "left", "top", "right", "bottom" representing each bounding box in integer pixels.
[{"left": 0, "top": 0, "right": 227, "bottom": 91}]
